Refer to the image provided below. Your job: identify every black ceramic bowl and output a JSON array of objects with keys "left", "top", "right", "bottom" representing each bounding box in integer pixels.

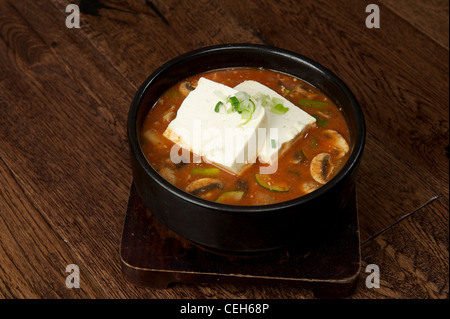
[{"left": 128, "top": 44, "right": 365, "bottom": 252}]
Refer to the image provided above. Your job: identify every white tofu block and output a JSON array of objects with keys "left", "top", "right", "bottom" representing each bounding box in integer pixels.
[
  {"left": 234, "top": 80, "right": 316, "bottom": 164},
  {"left": 163, "top": 77, "right": 267, "bottom": 175}
]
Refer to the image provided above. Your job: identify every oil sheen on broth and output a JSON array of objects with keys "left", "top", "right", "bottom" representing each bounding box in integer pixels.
[{"left": 140, "top": 68, "right": 351, "bottom": 205}]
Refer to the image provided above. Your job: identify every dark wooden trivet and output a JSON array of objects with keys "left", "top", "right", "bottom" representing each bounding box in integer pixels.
[{"left": 120, "top": 183, "right": 361, "bottom": 298}]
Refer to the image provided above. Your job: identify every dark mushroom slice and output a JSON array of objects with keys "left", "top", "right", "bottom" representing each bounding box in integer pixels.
[
  {"left": 290, "top": 149, "right": 308, "bottom": 164},
  {"left": 174, "top": 159, "right": 188, "bottom": 170},
  {"left": 235, "top": 179, "right": 249, "bottom": 193},
  {"left": 185, "top": 178, "right": 224, "bottom": 196},
  {"left": 179, "top": 81, "right": 196, "bottom": 96},
  {"left": 310, "top": 153, "right": 334, "bottom": 184}
]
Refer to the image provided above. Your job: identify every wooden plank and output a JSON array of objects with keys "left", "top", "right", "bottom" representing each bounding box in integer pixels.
[
  {"left": 380, "top": 0, "right": 449, "bottom": 50},
  {"left": 50, "top": 0, "right": 261, "bottom": 87},
  {"left": 0, "top": 158, "right": 104, "bottom": 298},
  {"left": 353, "top": 196, "right": 449, "bottom": 298},
  {"left": 0, "top": 0, "right": 141, "bottom": 298}
]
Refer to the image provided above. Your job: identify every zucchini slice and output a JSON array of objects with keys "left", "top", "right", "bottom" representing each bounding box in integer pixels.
[
  {"left": 254, "top": 174, "right": 290, "bottom": 192},
  {"left": 216, "top": 191, "right": 245, "bottom": 203}
]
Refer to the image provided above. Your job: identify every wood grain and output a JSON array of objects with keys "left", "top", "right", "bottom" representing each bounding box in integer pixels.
[
  {"left": 0, "top": 0, "right": 448, "bottom": 299},
  {"left": 381, "top": 0, "right": 449, "bottom": 50},
  {"left": 355, "top": 196, "right": 449, "bottom": 298},
  {"left": 0, "top": 158, "right": 103, "bottom": 298}
]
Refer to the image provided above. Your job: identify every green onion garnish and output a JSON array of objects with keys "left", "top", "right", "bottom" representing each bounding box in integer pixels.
[
  {"left": 214, "top": 101, "right": 223, "bottom": 113},
  {"left": 228, "top": 96, "right": 239, "bottom": 111},
  {"left": 271, "top": 97, "right": 284, "bottom": 106},
  {"left": 261, "top": 94, "right": 272, "bottom": 107},
  {"left": 216, "top": 93, "right": 258, "bottom": 125},
  {"left": 241, "top": 109, "right": 252, "bottom": 119},
  {"left": 298, "top": 99, "right": 328, "bottom": 110},
  {"left": 259, "top": 94, "right": 289, "bottom": 115},
  {"left": 301, "top": 149, "right": 308, "bottom": 160},
  {"left": 191, "top": 167, "right": 221, "bottom": 176},
  {"left": 312, "top": 114, "right": 329, "bottom": 127},
  {"left": 237, "top": 99, "right": 255, "bottom": 113},
  {"left": 270, "top": 103, "right": 289, "bottom": 115}
]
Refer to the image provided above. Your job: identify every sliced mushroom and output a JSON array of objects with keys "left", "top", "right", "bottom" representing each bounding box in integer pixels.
[
  {"left": 323, "top": 129, "right": 349, "bottom": 159},
  {"left": 316, "top": 110, "right": 331, "bottom": 119},
  {"left": 310, "top": 153, "right": 334, "bottom": 184},
  {"left": 301, "top": 181, "right": 320, "bottom": 194},
  {"left": 293, "top": 84, "right": 319, "bottom": 99},
  {"left": 179, "top": 81, "right": 196, "bottom": 96},
  {"left": 185, "top": 178, "right": 224, "bottom": 196},
  {"left": 158, "top": 167, "right": 176, "bottom": 184},
  {"left": 162, "top": 105, "right": 176, "bottom": 123},
  {"left": 235, "top": 179, "right": 249, "bottom": 194},
  {"left": 290, "top": 150, "right": 308, "bottom": 164}
]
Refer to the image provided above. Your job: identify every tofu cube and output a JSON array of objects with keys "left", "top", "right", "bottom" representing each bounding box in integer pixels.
[
  {"left": 233, "top": 80, "right": 316, "bottom": 164},
  {"left": 163, "top": 77, "right": 267, "bottom": 175}
]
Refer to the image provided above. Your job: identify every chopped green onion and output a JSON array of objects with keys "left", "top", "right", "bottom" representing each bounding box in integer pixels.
[
  {"left": 288, "top": 169, "right": 301, "bottom": 177},
  {"left": 298, "top": 99, "right": 328, "bottom": 110},
  {"left": 312, "top": 114, "right": 329, "bottom": 127},
  {"left": 261, "top": 94, "right": 272, "bottom": 107},
  {"left": 301, "top": 149, "right": 308, "bottom": 160},
  {"left": 311, "top": 137, "right": 318, "bottom": 148},
  {"left": 228, "top": 96, "right": 239, "bottom": 111},
  {"left": 270, "top": 103, "right": 289, "bottom": 115},
  {"left": 271, "top": 97, "right": 284, "bottom": 106},
  {"left": 214, "top": 101, "right": 223, "bottom": 113},
  {"left": 235, "top": 91, "right": 250, "bottom": 101},
  {"left": 191, "top": 167, "right": 221, "bottom": 176},
  {"left": 237, "top": 99, "right": 255, "bottom": 113},
  {"left": 218, "top": 93, "right": 258, "bottom": 125},
  {"left": 237, "top": 99, "right": 255, "bottom": 124},
  {"left": 241, "top": 109, "right": 252, "bottom": 119}
]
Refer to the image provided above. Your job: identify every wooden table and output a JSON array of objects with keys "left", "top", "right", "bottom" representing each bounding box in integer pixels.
[{"left": 0, "top": 0, "right": 448, "bottom": 300}]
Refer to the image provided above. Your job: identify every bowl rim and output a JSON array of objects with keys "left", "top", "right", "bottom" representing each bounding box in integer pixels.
[{"left": 128, "top": 43, "right": 366, "bottom": 213}]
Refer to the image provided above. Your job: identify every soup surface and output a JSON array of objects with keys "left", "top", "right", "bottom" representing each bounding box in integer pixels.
[{"left": 141, "top": 68, "right": 351, "bottom": 205}]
